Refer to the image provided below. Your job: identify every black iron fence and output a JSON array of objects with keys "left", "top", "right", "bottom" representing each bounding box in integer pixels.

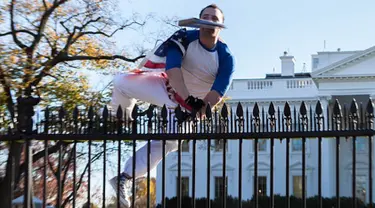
[{"left": 0, "top": 97, "right": 374, "bottom": 208}]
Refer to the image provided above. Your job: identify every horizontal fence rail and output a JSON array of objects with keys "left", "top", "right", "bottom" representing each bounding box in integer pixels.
[{"left": 0, "top": 98, "right": 374, "bottom": 208}]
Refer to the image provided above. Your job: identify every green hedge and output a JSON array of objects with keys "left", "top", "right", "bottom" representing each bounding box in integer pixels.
[{"left": 156, "top": 195, "right": 373, "bottom": 208}]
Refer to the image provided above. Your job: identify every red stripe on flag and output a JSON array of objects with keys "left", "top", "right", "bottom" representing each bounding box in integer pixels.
[{"left": 144, "top": 60, "right": 166, "bottom": 69}]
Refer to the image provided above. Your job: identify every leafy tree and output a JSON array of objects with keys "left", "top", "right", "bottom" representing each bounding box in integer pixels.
[{"left": 0, "top": 0, "right": 152, "bottom": 207}]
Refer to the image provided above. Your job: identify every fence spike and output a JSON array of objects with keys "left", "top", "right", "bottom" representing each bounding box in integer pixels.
[
  {"left": 131, "top": 104, "right": 138, "bottom": 120},
  {"left": 115, "top": 105, "right": 123, "bottom": 120},
  {"left": 236, "top": 102, "right": 243, "bottom": 118},
  {"left": 161, "top": 105, "right": 168, "bottom": 120},
  {"left": 221, "top": 103, "right": 228, "bottom": 118},
  {"left": 45, "top": 106, "right": 50, "bottom": 121},
  {"left": 73, "top": 106, "right": 78, "bottom": 121},
  {"left": 283, "top": 102, "right": 291, "bottom": 117},
  {"left": 103, "top": 106, "right": 108, "bottom": 133},
  {"left": 253, "top": 102, "right": 260, "bottom": 118},
  {"left": 103, "top": 106, "right": 108, "bottom": 120},
  {"left": 350, "top": 98, "right": 359, "bottom": 116},
  {"left": 59, "top": 106, "right": 65, "bottom": 120},
  {"left": 88, "top": 106, "right": 94, "bottom": 120},
  {"left": 205, "top": 103, "right": 212, "bottom": 119},
  {"left": 268, "top": 102, "right": 275, "bottom": 116},
  {"left": 175, "top": 105, "right": 184, "bottom": 124},
  {"left": 147, "top": 105, "right": 155, "bottom": 119},
  {"left": 367, "top": 99, "right": 374, "bottom": 116},
  {"left": 333, "top": 99, "right": 342, "bottom": 117},
  {"left": 315, "top": 101, "right": 323, "bottom": 116},
  {"left": 300, "top": 101, "right": 307, "bottom": 116}
]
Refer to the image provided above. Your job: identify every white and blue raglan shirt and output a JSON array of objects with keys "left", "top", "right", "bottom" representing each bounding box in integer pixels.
[{"left": 155, "top": 28, "right": 235, "bottom": 99}]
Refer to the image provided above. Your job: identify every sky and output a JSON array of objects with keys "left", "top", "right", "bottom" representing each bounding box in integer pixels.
[{"left": 108, "top": 0, "right": 375, "bottom": 80}]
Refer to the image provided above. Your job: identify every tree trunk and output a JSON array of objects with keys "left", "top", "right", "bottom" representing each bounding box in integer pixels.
[{"left": 0, "top": 142, "right": 23, "bottom": 208}]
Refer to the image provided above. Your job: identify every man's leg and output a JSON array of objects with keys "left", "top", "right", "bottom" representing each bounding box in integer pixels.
[
  {"left": 110, "top": 73, "right": 177, "bottom": 118},
  {"left": 109, "top": 72, "right": 180, "bottom": 207},
  {"left": 123, "top": 140, "right": 179, "bottom": 178}
]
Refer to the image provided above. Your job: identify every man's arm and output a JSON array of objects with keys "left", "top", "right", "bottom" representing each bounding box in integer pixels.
[
  {"left": 207, "top": 45, "right": 235, "bottom": 108},
  {"left": 165, "top": 67, "right": 190, "bottom": 100},
  {"left": 203, "top": 90, "right": 222, "bottom": 107}
]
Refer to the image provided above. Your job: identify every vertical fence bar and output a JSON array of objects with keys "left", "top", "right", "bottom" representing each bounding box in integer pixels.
[
  {"left": 269, "top": 102, "right": 275, "bottom": 208},
  {"left": 367, "top": 99, "right": 374, "bottom": 208},
  {"left": 192, "top": 108, "right": 198, "bottom": 208},
  {"left": 350, "top": 99, "right": 359, "bottom": 208},
  {"left": 284, "top": 102, "right": 291, "bottom": 208},
  {"left": 192, "top": 138, "right": 197, "bottom": 208},
  {"left": 206, "top": 104, "right": 212, "bottom": 208},
  {"left": 253, "top": 103, "right": 260, "bottom": 208},
  {"left": 316, "top": 101, "right": 323, "bottom": 208},
  {"left": 334, "top": 100, "right": 342, "bottom": 208},
  {"left": 73, "top": 106, "right": 78, "bottom": 208},
  {"left": 57, "top": 106, "right": 65, "bottom": 208},
  {"left": 221, "top": 104, "right": 228, "bottom": 208},
  {"left": 43, "top": 107, "right": 49, "bottom": 208},
  {"left": 24, "top": 139, "right": 32, "bottom": 208},
  {"left": 102, "top": 106, "right": 108, "bottom": 208},
  {"left": 370, "top": 132, "right": 374, "bottom": 208},
  {"left": 161, "top": 106, "right": 168, "bottom": 208},
  {"left": 300, "top": 102, "right": 308, "bottom": 208},
  {"left": 175, "top": 105, "right": 183, "bottom": 208},
  {"left": 88, "top": 106, "right": 93, "bottom": 207},
  {"left": 237, "top": 103, "right": 244, "bottom": 208},
  {"left": 147, "top": 105, "right": 154, "bottom": 208},
  {"left": 117, "top": 105, "right": 124, "bottom": 208},
  {"left": 9, "top": 154, "right": 15, "bottom": 208}
]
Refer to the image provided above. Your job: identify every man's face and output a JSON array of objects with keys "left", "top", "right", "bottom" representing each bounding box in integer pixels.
[{"left": 200, "top": 7, "right": 224, "bottom": 38}]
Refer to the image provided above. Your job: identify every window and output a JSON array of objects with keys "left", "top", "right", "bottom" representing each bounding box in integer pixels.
[
  {"left": 293, "top": 176, "right": 306, "bottom": 198},
  {"left": 182, "top": 141, "right": 189, "bottom": 152},
  {"left": 292, "top": 139, "right": 303, "bottom": 151},
  {"left": 215, "top": 176, "right": 228, "bottom": 199},
  {"left": 253, "top": 176, "right": 267, "bottom": 196},
  {"left": 214, "top": 139, "right": 228, "bottom": 152},
  {"left": 253, "top": 140, "right": 267, "bottom": 152},
  {"left": 176, "top": 176, "right": 189, "bottom": 196}
]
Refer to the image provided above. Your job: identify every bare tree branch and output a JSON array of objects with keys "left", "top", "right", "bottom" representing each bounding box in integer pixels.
[
  {"left": 10, "top": 0, "right": 28, "bottom": 49},
  {"left": 64, "top": 54, "right": 145, "bottom": 63},
  {"left": 17, "top": 141, "right": 66, "bottom": 181},
  {"left": 42, "top": 0, "right": 48, "bottom": 10},
  {"left": 30, "top": 0, "right": 68, "bottom": 52},
  {"left": 80, "top": 20, "right": 146, "bottom": 38},
  {"left": 0, "top": 30, "right": 37, "bottom": 37},
  {"left": 62, "top": 149, "right": 105, "bottom": 207}
]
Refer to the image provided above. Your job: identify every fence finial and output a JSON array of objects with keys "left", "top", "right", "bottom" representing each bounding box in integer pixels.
[
  {"left": 283, "top": 102, "right": 291, "bottom": 117},
  {"left": 268, "top": 102, "right": 275, "bottom": 116},
  {"left": 253, "top": 103, "right": 260, "bottom": 118},
  {"left": 315, "top": 101, "right": 323, "bottom": 116},
  {"left": 221, "top": 103, "right": 228, "bottom": 119},
  {"left": 333, "top": 99, "right": 342, "bottom": 117},
  {"left": 300, "top": 101, "right": 307, "bottom": 116},
  {"left": 350, "top": 98, "right": 359, "bottom": 116},
  {"left": 236, "top": 102, "right": 243, "bottom": 118},
  {"left": 205, "top": 103, "right": 212, "bottom": 119},
  {"left": 367, "top": 99, "right": 374, "bottom": 116}
]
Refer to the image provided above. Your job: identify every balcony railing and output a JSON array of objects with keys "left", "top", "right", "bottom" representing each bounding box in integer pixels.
[{"left": 0, "top": 97, "right": 374, "bottom": 208}]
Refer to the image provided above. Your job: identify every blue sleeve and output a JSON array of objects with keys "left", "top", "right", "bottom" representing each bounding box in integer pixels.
[
  {"left": 211, "top": 44, "right": 235, "bottom": 96},
  {"left": 165, "top": 43, "right": 183, "bottom": 70}
]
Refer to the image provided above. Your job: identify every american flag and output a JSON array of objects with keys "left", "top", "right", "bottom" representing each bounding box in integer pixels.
[{"left": 130, "top": 29, "right": 187, "bottom": 74}]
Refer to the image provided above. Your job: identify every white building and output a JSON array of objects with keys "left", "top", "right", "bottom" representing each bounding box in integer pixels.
[{"left": 156, "top": 46, "right": 375, "bottom": 204}]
